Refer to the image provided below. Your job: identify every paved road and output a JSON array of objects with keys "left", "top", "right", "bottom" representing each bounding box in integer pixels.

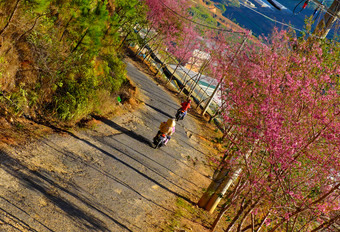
[{"left": 0, "top": 61, "right": 208, "bottom": 231}]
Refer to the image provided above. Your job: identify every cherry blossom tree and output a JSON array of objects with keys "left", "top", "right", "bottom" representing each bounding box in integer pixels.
[
  {"left": 164, "top": 24, "right": 201, "bottom": 83},
  {"left": 141, "top": 2, "right": 339, "bottom": 230},
  {"left": 198, "top": 29, "right": 339, "bottom": 231},
  {"left": 137, "top": 0, "right": 191, "bottom": 67}
]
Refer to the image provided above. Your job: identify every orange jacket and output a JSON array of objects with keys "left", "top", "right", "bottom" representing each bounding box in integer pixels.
[{"left": 181, "top": 101, "right": 191, "bottom": 111}]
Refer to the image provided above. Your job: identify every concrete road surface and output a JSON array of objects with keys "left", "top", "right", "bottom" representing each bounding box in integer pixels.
[{"left": 0, "top": 60, "right": 210, "bottom": 232}]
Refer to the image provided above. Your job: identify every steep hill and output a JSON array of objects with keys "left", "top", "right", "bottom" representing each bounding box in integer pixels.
[
  {"left": 0, "top": 0, "right": 143, "bottom": 147},
  {"left": 192, "top": 0, "right": 247, "bottom": 32},
  {"left": 210, "top": 0, "right": 337, "bottom": 37}
]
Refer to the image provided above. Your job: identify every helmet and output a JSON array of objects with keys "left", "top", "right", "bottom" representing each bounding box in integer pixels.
[{"left": 167, "top": 118, "right": 176, "bottom": 127}]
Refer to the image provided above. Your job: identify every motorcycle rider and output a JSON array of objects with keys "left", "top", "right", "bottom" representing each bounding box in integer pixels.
[
  {"left": 155, "top": 118, "right": 176, "bottom": 145},
  {"left": 179, "top": 99, "right": 191, "bottom": 118}
]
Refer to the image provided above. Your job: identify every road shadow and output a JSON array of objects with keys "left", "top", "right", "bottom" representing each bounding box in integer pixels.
[
  {"left": 61, "top": 130, "right": 196, "bottom": 206},
  {"left": 41, "top": 140, "right": 176, "bottom": 215},
  {"left": 41, "top": 138, "right": 207, "bottom": 229},
  {"left": 92, "top": 115, "right": 153, "bottom": 147},
  {"left": 99, "top": 136, "right": 194, "bottom": 196},
  {"left": 0, "top": 151, "right": 133, "bottom": 232},
  {"left": 0, "top": 196, "right": 54, "bottom": 232},
  {"left": 110, "top": 136, "right": 200, "bottom": 188},
  {"left": 144, "top": 103, "right": 174, "bottom": 119}
]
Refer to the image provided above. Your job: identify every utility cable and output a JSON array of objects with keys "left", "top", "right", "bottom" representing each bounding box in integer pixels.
[
  {"left": 312, "top": 0, "right": 326, "bottom": 22},
  {"left": 309, "top": 0, "right": 340, "bottom": 19},
  {"left": 239, "top": 2, "right": 329, "bottom": 39},
  {"left": 293, "top": 0, "right": 310, "bottom": 15},
  {"left": 156, "top": 0, "right": 247, "bottom": 34},
  {"left": 239, "top": 2, "right": 306, "bottom": 33}
]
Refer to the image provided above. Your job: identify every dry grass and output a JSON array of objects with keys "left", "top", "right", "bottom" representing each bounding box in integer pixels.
[
  {"left": 0, "top": 116, "right": 53, "bottom": 149},
  {"left": 0, "top": 39, "right": 20, "bottom": 91}
]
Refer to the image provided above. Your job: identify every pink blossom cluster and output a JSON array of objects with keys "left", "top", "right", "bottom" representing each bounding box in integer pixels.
[{"left": 219, "top": 29, "right": 339, "bottom": 229}]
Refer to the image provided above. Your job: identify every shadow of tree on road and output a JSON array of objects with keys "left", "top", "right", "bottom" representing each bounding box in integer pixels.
[
  {"left": 109, "top": 136, "right": 200, "bottom": 189},
  {"left": 0, "top": 196, "right": 54, "bottom": 232},
  {"left": 45, "top": 125, "right": 199, "bottom": 207},
  {"left": 41, "top": 140, "right": 177, "bottom": 215},
  {"left": 43, "top": 135, "right": 207, "bottom": 229},
  {"left": 99, "top": 137, "right": 194, "bottom": 196},
  {"left": 92, "top": 115, "right": 153, "bottom": 147},
  {"left": 91, "top": 115, "right": 202, "bottom": 196},
  {"left": 0, "top": 151, "right": 133, "bottom": 232},
  {"left": 63, "top": 130, "right": 196, "bottom": 206},
  {"left": 144, "top": 103, "right": 174, "bottom": 119}
]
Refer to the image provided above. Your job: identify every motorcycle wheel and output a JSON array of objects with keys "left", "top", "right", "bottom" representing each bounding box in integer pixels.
[
  {"left": 175, "top": 111, "right": 181, "bottom": 121},
  {"left": 154, "top": 140, "right": 162, "bottom": 149}
]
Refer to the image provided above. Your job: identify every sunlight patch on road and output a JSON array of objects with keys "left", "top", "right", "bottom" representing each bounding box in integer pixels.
[
  {"left": 151, "top": 185, "right": 159, "bottom": 190},
  {"left": 114, "top": 188, "right": 123, "bottom": 194}
]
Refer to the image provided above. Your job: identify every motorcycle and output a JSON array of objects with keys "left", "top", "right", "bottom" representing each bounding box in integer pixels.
[
  {"left": 175, "top": 109, "right": 186, "bottom": 121},
  {"left": 153, "top": 132, "right": 168, "bottom": 149}
]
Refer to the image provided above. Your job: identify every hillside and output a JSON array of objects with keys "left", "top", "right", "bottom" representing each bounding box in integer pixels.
[
  {"left": 0, "top": 0, "right": 144, "bottom": 147},
  {"left": 0, "top": 0, "right": 255, "bottom": 148},
  {"left": 210, "top": 0, "right": 338, "bottom": 37},
  {"left": 192, "top": 0, "right": 247, "bottom": 32},
  {"left": 1, "top": 0, "right": 339, "bottom": 231}
]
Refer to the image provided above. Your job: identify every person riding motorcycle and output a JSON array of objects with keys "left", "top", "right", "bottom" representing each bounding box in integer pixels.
[
  {"left": 181, "top": 99, "right": 191, "bottom": 111},
  {"left": 155, "top": 118, "right": 176, "bottom": 145},
  {"left": 178, "top": 99, "right": 191, "bottom": 118}
]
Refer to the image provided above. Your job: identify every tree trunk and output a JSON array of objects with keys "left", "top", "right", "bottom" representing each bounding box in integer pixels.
[
  {"left": 196, "top": 78, "right": 216, "bottom": 110},
  {"left": 208, "top": 109, "right": 220, "bottom": 123},
  {"left": 118, "top": 30, "right": 132, "bottom": 48},
  {"left": 60, "top": 15, "right": 74, "bottom": 41},
  {"left": 268, "top": 182, "right": 340, "bottom": 232},
  {"left": 136, "top": 30, "right": 158, "bottom": 56},
  {"left": 186, "top": 57, "right": 210, "bottom": 94},
  {"left": 16, "top": 14, "right": 44, "bottom": 42},
  {"left": 211, "top": 207, "right": 229, "bottom": 232},
  {"left": 205, "top": 168, "right": 242, "bottom": 213},
  {"left": 255, "top": 211, "right": 271, "bottom": 232},
  {"left": 225, "top": 199, "right": 248, "bottom": 232},
  {"left": 178, "top": 60, "right": 198, "bottom": 94},
  {"left": 210, "top": 178, "right": 243, "bottom": 232},
  {"left": 187, "top": 71, "right": 203, "bottom": 98},
  {"left": 310, "top": 214, "right": 340, "bottom": 232},
  {"left": 251, "top": 213, "right": 255, "bottom": 232},
  {"left": 197, "top": 167, "right": 230, "bottom": 208},
  {"left": 143, "top": 42, "right": 160, "bottom": 63},
  {"left": 0, "top": 0, "right": 21, "bottom": 36},
  {"left": 222, "top": 124, "right": 234, "bottom": 141},
  {"left": 237, "top": 198, "right": 261, "bottom": 232},
  {"left": 71, "top": 28, "right": 88, "bottom": 53},
  {"left": 166, "top": 64, "right": 180, "bottom": 84},
  {"left": 202, "top": 33, "right": 250, "bottom": 116},
  {"left": 199, "top": 140, "right": 257, "bottom": 213},
  {"left": 156, "top": 54, "right": 172, "bottom": 75}
]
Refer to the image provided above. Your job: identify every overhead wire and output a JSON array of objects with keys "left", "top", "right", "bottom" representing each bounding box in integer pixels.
[
  {"left": 157, "top": 0, "right": 336, "bottom": 39},
  {"left": 293, "top": 0, "right": 310, "bottom": 15},
  {"left": 156, "top": 0, "right": 247, "bottom": 34},
  {"left": 238, "top": 2, "right": 333, "bottom": 39},
  {"left": 238, "top": 1, "right": 306, "bottom": 33},
  {"left": 312, "top": 0, "right": 326, "bottom": 23},
  {"left": 309, "top": 0, "right": 340, "bottom": 20}
]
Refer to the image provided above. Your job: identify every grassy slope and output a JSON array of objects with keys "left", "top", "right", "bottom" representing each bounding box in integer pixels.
[{"left": 193, "top": 0, "right": 246, "bottom": 32}]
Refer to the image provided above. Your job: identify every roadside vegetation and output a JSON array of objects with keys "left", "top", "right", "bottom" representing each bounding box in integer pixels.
[
  {"left": 0, "top": 0, "right": 147, "bottom": 127},
  {"left": 134, "top": 0, "right": 340, "bottom": 231},
  {"left": 1, "top": 0, "right": 339, "bottom": 231}
]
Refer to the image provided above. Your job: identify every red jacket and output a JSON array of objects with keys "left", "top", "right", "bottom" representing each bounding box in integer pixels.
[{"left": 181, "top": 101, "right": 191, "bottom": 111}]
